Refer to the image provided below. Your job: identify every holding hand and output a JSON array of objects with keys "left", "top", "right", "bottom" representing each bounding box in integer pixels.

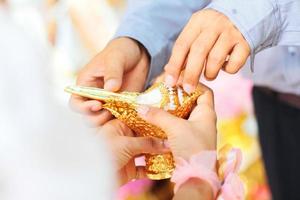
[
  {"left": 70, "top": 37, "right": 149, "bottom": 126},
  {"left": 99, "top": 84, "right": 217, "bottom": 188},
  {"left": 137, "top": 84, "right": 217, "bottom": 199},
  {"left": 164, "top": 9, "right": 250, "bottom": 93},
  {"left": 137, "top": 84, "right": 217, "bottom": 160},
  {"left": 99, "top": 119, "right": 167, "bottom": 185}
]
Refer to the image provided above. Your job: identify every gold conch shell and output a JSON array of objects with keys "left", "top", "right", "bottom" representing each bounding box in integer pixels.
[{"left": 65, "top": 82, "right": 202, "bottom": 180}]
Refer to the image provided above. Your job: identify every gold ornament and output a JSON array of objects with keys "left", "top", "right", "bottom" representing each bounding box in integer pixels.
[{"left": 65, "top": 82, "right": 202, "bottom": 180}]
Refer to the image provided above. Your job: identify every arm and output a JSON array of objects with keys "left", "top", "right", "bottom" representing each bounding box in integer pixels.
[{"left": 114, "top": 0, "right": 211, "bottom": 85}]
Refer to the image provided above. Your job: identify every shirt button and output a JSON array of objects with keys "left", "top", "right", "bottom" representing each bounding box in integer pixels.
[{"left": 232, "top": 8, "right": 237, "bottom": 14}]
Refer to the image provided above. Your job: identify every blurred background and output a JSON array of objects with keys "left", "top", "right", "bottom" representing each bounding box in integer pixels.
[{"left": 0, "top": 0, "right": 271, "bottom": 199}]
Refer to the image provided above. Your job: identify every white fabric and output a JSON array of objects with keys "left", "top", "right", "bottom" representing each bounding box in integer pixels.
[{"left": 0, "top": 8, "right": 115, "bottom": 200}]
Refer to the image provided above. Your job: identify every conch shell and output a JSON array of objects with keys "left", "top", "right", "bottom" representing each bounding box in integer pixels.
[{"left": 65, "top": 82, "right": 202, "bottom": 180}]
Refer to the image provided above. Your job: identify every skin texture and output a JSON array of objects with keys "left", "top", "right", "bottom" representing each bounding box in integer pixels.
[
  {"left": 164, "top": 9, "right": 250, "bottom": 93},
  {"left": 136, "top": 84, "right": 217, "bottom": 199},
  {"left": 137, "top": 84, "right": 217, "bottom": 160},
  {"left": 99, "top": 119, "right": 168, "bottom": 185},
  {"left": 99, "top": 84, "right": 217, "bottom": 186},
  {"left": 70, "top": 37, "right": 149, "bottom": 126}
]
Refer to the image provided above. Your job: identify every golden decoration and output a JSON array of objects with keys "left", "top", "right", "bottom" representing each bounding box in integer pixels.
[{"left": 65, "top": 82, "right": 202, "bottom": 180}]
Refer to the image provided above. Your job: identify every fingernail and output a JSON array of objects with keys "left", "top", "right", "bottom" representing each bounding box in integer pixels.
[
  {"left": 136, "top": 105, "right": 150, "bottom": 117},
  {"left": 165, "top": 75, "right": 176, "bottom": 87},
  {"left": 183, "top": 83, "right": 195, "bottom": 94},
  {"left": 104, "top": 79, "right": 119, "bottom": 91}
]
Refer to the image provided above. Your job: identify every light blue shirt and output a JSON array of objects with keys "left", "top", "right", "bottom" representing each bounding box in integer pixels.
[{"left": 114, "top": 0, "right": 300, "bottom": 95}]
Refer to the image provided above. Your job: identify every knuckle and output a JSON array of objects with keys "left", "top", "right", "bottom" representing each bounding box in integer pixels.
[
  {"left": 191, "top": 42, "right": 207, "bottom": 55},
  {"left": 208, "top": 53, "right": 223, "bottom": 64},
  {"left": 174, "top": 40, "right": 189, "bottom": 53},
  {"left": 221, "top": 31, "right": 234, "bottom": 43},
  {"left": 229, "top": 58, "right": 244, "bottom": 69},
  {"left": 184, "top": 69, "right": 200, "bottom": 84}
]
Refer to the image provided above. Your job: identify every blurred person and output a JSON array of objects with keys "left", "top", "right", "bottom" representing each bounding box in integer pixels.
[
  {"left": 71, "top": 1, "right": 300, "bottom": 199},
  {"left": 0, "top": 6, "right": 116, "bottom": 199},
  {"left": 46, "top": 0, "right": 120, "bottom": 102}
]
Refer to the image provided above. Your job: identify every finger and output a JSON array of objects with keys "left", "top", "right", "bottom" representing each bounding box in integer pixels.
[
  {"left": 164, "top": 15, "right": 202, "bottom": 86},
  {"left": 86, "top": 110, "right": 113, "bottom": 126},
  {"left": 125, "top": 163, "right": 147, "bottom": 181},
  {"left": 124, "top": 159, "right": 137, "bottom": 181},
  {"left": 100, "top": 119, "right": 133, "bottom": 138},
  {"left": 120, "top": 53, "right": 149, "bottom": 92},
  {"left": 176, "top": 70, "right": 185, "bottom": 86},
  {"left": 136, "top": 106, "right": 184, "bottom": 134},
  {"left": 189, "top": 84, "right": 216, "bottom": 122},
  {"left": 197, "top": 84, "right": 215, "bottom": 109},
  {"left": 76, "top": 56, "right": 105, "bottom": 87},
  {"left": 223, "top": 42, "right": 250, "bottom": 74},
  {"left": 126, "top": 136, "right": 169, "bottom": 156},
  {"left": 103, "top": 53, "right": 126, "bottom": 92},
  {"left": 69, "top": 96, "right": 102, "bottom": 114},
  {"left": 205, "top": 32, "right": 235, "bottom": 80},
  {"left": 135, "top": 166, "right": 147, "bottom": 180},
  {"left": 183, "top": 30, "right": 219, "bottom": 92}
]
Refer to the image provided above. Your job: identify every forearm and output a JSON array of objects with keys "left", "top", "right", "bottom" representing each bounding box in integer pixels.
[{"left": 173, "top": 178, "right": 214, "bottom": 200}]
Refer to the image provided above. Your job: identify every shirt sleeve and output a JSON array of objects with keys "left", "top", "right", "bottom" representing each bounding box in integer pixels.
[
  {"left": 205, "top": 0, "right": 300, "bottom": 70},
  {"left": 114, "top": 0, "right": 211, "bottom": 86}
]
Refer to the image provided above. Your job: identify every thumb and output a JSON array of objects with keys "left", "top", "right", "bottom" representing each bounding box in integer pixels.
[
  {"left": 103, "top": 55, "right": 125, "bottom": 92},
  {"left": 136, "top": 105, "right": 184, "bottom": 133},
  {"left": 189, "top": 84, "right": 216, "bottom": 122},
  {"left": 126, "top": 136, "right": 168, "bottom": 157}
]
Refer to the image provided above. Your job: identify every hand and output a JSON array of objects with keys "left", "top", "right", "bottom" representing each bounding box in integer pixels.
[
  {"left": 137, "top": 84, "right": 217, "bottom": 160},
  {"left": 164, "top": 9, "right": 250, "bottom": 93},
  {"left": 99, "top": 119, "right": 168, "bottom": 185},
  {"left": 70, "top": 37, "right": 150, "bottom": 126}
]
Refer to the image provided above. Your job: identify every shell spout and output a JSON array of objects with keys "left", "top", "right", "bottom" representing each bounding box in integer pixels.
[{"left": 64, "top": 85, "right": 123, "bottom": 102}]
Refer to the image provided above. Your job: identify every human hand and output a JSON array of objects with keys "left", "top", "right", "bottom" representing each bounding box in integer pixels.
[
  {"left": 99, "top": 119, "right": 168, "bottom": 185},
  {"left": 164, "top": 9, "right": 250, "bottom": 93},
  {"left": 137, "top": 84, "right": 217, "bottom": 160},
  {"left": 70, "top": 37, "right": 150, "bottom": 126}
]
